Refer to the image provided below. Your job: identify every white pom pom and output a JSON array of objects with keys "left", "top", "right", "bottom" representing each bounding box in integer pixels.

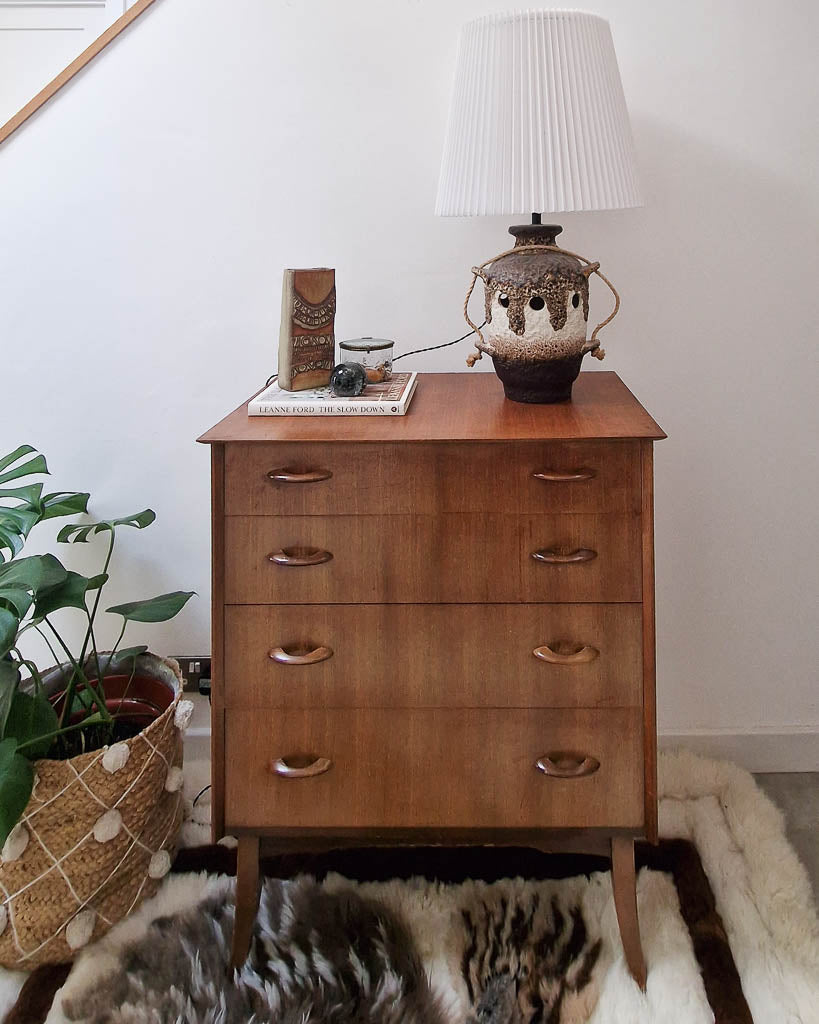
[
  {"left": 148, "top": 850, "right": 171, "bottom": 879},
  {"left": 1, "top": 824, "right": 29, "bottom": 863},
  {"left": 174, "top": 700, "right": 194, "bottom": 733},
  {"left": 102, "top": 742, "right": 130, "bottom": 774},
  {"left": 164, "top": 766, "right": 184, "bottom": 793},
  {"left": 92, "top": 809, "right": 122, "bottom": 843},
  {"left": 66, "top": 910, "right": 95, "bottom": 950},
  {"left": 217, "top": 835, "right": 238, "bottom": 849},
  {"left": 0, "top": 905, "right": 7, "bottom": 936}
]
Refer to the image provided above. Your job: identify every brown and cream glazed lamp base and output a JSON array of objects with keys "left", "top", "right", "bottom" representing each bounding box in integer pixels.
[{"left": 464, "top": 216, "right": 620, "bottom": 404}]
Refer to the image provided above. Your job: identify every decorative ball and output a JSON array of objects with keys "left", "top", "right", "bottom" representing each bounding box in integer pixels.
[
  {"left": 329, "top": 362, "right": 366, "bottom": 397},
  {"left": 92, "top": 809, "right": 122, "bottom": 843},
  {"left": 1, "top": 824, "right": 29, "bottom": 863},
  {"left": 165, "top": 766, "right": 184, "bottom": 793},
  {"left": 102, "top": 742, "right": 130, "bottom": 774},
  {"left": 66, "top": 910, "right": 96, "bottom": 950},
  {"left": 148, "top": 850, "right": 171, "bottom": 879},
  {"left": 174, "top": 700, "right": 195, "bottom": 733}
]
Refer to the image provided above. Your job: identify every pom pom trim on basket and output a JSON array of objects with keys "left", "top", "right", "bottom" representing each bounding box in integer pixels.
[{"left": 0, "top": 655, "right": 186, "bottom": 968}]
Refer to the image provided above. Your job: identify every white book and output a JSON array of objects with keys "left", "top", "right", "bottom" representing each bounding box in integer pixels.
[{"left": 248, "top": 372, "right": 418, "bottom": 416}]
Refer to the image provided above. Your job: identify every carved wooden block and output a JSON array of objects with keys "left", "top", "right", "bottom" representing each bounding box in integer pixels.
[{"left": 278, "top": 268, "right": 336, "bottom": 391}]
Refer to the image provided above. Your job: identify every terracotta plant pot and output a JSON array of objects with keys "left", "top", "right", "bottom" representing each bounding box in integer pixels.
[
  {"left": 49, "top": 670, "right": 175, "bottom": 733},
  {"left": 0, "top": 654, "right": 189, "bottom": 968}
]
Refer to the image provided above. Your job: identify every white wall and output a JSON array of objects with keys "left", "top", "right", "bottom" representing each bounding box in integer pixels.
[{"left": 1, "top": 0, "right": 817, "bottom": 768}]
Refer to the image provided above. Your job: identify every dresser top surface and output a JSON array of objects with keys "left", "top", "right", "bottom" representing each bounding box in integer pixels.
[{"left": 198, "top": 371, "right": 665, "bottom": 444}]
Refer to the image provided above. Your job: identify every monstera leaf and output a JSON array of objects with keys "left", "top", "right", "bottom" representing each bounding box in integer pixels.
[
  {"left": 0, "top": 446, "right": 89, "bottom": 562},
  {"left": 0, "top": 738, "right": 33, "bottom": 847},
  {"left": 58, "top": 509, "right": 155, "bottom": 544}
]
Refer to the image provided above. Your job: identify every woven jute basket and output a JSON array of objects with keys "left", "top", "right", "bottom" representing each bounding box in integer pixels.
[{"left": 0, "top": 654, "right": 188, "bottom": 968}]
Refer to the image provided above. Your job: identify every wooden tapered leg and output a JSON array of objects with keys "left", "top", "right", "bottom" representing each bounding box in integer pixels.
[
  {"left": 231, "top": 834, "right": 260, "bottom": 969},
  {"left": 611, "top": 836, "right": 647, "bottom": 990}
]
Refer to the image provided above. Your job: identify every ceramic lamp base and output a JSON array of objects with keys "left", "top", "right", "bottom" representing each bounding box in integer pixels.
[{"left": 491, "top": 352, "right": 584, "bottom": 404}]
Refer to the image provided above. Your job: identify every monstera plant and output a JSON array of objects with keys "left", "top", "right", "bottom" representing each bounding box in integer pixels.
[{"left": 0, "top": 445, "right": 193, "bottom": 846}]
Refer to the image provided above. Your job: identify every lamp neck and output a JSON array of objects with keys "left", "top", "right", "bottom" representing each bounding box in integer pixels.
[{"left": 509, "top": 221, "right": 563, "bottom": 247}]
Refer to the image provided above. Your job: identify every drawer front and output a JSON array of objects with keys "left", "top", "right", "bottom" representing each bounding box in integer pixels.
[
  {"left": 223, "top": 604, "right": 643, "bottom": 709},
  {"left": 225, "top": 514, "right": 640, "bottom": 604},
  {"left": 521, "top": 514, "right": 641, "bottom": 603},
  {"left": 225, "top": 441, "right": 639, "bottom": 516},
  {"left": 224, "top": 708, "right": 644, "bottom": 830}
]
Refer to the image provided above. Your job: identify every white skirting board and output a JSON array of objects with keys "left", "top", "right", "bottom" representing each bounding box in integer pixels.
[{"left": 660, "top": 729, "right": 819, "bottom": 773}]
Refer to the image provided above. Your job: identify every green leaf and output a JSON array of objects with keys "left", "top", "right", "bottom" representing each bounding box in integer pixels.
[
  {"left": 0, "top": 526, "right": 25, "bottom": 562},
  {"left": 106, "top": 590, "right": 195, "bottom": 623},
  {"left": 100, "top": 645, "right": 148, "bottom": 675},
  {"left": 31, "top": 571, "right": 108, "bottom": 622},
  {"left": 0, "top": 587, "right": 33, "bottom": 619},
  {"left": 39, "top": 491, "right": 90, "bottom": 521},
  {"left": 0, "top": 609, "right": 18, "bottom": 659},
  {"left": 4, "top": 691, "right": 58, "bottom": 760},
  {"left": 0, "top": 447, "right": 47, "bottom": 485},
  {"left": 0, "top": 554, "right": 67, "bottom": 595},
  {"left": 0, "top": 659, "right": 20, "bottom": 736},
  {"left": 0, "top": 483, "right": 43, "bottom": 504},
  {"left": 58, "top": 509, "right": 155, "bottom": 544},
  {"left": 56, "top": 523, "right": 93, "bottom": 544},
  {"left": 0, "top": 506, "right": 40, "bottom": 537},
  {"left": 0, "top": 738, "right": 34, "bottom": 847}
]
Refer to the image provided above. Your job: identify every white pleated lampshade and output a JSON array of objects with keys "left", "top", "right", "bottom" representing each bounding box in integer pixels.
[{"left": 435, "top": 10, "right": 642, "bottom": 216}]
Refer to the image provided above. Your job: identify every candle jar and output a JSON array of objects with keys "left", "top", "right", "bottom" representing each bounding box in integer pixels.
[{"left": 338, "top": 338, "right": 394, "bottom": 383}]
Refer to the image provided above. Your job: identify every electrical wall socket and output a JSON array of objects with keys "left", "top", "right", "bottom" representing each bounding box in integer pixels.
[{"left": 173, "top": 656, "right": 211, "bottom": 694}]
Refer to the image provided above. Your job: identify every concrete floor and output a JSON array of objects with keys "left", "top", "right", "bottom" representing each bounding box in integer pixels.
[{"left": 755, "top": 773, "right": 819, "bottom": 899}]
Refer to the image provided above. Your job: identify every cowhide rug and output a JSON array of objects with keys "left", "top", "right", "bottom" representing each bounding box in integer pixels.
[{"left": 58, "top": 871, "right": 607, "bottom": 1024}]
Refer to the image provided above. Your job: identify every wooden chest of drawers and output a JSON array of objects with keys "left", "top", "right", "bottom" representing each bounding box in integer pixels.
[{"left": 199, "top": 371, "right": 665, "bottom": 984}]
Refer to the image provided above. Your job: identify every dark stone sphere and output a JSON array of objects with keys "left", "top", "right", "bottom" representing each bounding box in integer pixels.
[{"left": 329, "top": 362, "right": 367, "bottom": 397}]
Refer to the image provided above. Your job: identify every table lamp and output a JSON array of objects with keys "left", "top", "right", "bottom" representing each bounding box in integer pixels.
[{"left": 436, "top": 10, "right": 642, "bottom": 402}]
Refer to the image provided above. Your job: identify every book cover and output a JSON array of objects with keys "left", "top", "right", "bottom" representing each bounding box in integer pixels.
[
  {"left": 248, "top": 372, "right": 418, "bottom": 416},
  {"left": 277, "top": 268, "right": 336, "bottom": 391}
]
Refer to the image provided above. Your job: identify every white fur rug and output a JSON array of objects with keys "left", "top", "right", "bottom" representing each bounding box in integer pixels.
[{"left": 0, "top": 751, "right": 817, "bottom": 1024}]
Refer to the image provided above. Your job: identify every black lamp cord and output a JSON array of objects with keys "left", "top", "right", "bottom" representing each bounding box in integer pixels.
[{"left": 263, "top": 323, "right": 485, "bottom": 388}]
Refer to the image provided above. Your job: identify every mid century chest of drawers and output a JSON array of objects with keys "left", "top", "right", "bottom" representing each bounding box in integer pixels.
[{"left": 198, "top": 371, "right": 665, "bottom": 985}]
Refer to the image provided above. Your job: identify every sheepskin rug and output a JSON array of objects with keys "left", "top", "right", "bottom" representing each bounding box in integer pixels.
[{"left": 0, "top": 750, "right": 816, "bottom": 1024}]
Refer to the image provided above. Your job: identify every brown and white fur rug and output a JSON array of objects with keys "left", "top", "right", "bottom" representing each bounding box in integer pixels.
[{"left": 1, "top": 750, "right": 817, "bottom": 1023}]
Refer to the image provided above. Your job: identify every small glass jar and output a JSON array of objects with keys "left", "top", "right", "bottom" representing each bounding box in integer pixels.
[{"left": 338, "top": 337, "right": 394, "bottom": 383}]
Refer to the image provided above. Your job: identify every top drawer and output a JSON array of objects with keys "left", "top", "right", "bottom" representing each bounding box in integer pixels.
[{"left": 225, "top": 441, "right": 639, "bottom": 516}]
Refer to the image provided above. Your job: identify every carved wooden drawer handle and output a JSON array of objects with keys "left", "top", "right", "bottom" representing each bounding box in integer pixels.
[
  {"left": 532, "top": 469, "right": 596, "bottom": 483},
  {"left": 268, "top": 468, "right": 333, "bottom": 484},
  {"left": 534, "top": 643, "right": 600, "bottom": 665},
  {"left": 531, "top": 548, "right": 597, "bottom": 564},
  {"left": 536, "top": 753, "right": 600, "bottom": 778},
  {"left": 268, "top": 547, "right": 333, "bottom": 566},
  {"left": 269, "top": 645, "right": 334, "bottom": 666},
  {"left": 271, "top": 757, "right": 332, "bottom": 778}
]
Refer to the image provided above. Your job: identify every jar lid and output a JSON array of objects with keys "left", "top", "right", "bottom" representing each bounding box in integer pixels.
[{"left": 339, "top": 337, "right": 394, "bottom": 352}]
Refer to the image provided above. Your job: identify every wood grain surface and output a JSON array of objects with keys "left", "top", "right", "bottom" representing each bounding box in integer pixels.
[
  {"left": 224, "top": 513, "right": 641, "bottom": 604},
  {"left": 223, "top": 603, "right": 643, "bottom": 709},
  {"left": 198, "top": 372, "right": 666, "bottom": 445},
  {"left": 224, "top": 707, "right": 644, "bottom": 831},
  {"left": 225, "top": 440, "right": 640, "bottom": 515}
]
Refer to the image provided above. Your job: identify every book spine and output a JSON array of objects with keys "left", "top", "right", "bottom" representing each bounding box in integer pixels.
[{"left": 248, "top": 401, "right": 407, "bottom": 416}]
